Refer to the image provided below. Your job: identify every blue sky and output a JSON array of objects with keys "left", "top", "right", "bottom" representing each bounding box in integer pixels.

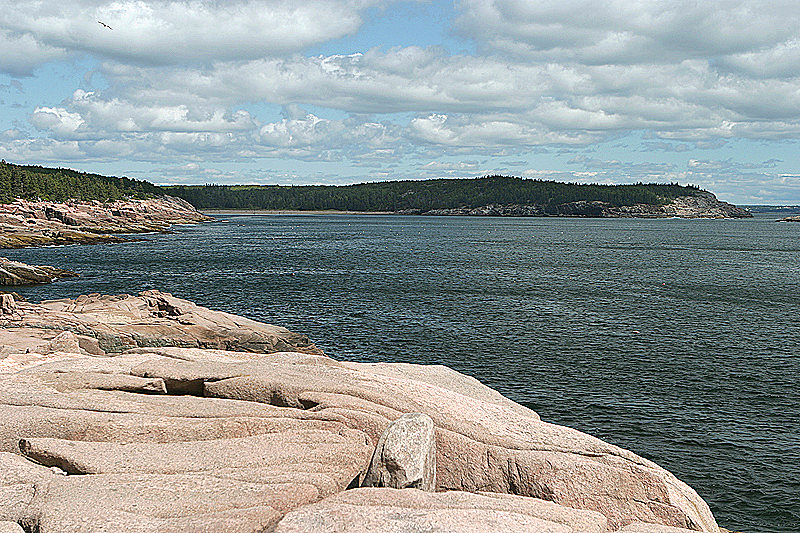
[{"left": 2, "top": 0, "right": 800, "bottom": 204}]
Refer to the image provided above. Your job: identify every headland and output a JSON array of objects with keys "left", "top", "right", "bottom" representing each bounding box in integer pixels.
[{"left": 0, "top": 290, "right": 725, "bottom": 533}]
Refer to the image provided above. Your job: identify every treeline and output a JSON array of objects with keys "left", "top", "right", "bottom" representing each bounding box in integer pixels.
[
  {"left": 0, "top": 162, "right": 706, "bottom": 211},
  {"left": 0, "top": 161, "right": 162, "bottom": 203},
  {"left": 165, "top": 176, "right": 703, "bottom": 211}
]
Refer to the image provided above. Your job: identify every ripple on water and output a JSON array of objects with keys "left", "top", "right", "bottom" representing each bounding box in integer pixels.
[{"left": 6, "top": 214, "right": 800, "bottom": 533}]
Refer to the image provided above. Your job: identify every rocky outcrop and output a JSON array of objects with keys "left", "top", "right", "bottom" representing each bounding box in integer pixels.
[
  {"left": 0, "top": 290, "right": 320, "bottom": 371},
  {"left": 604, "top": 192, "right": 751, "bottom": 218},
  {"left": 778, "top": 215, "right": 800, "bottom": 221},
  {"left": 0, "top": 258, "right": 78, "bottom": 286},
  {"left": 0, "top": 196, "right": 211, "bottom": 248},
  {"left": 274, "top": 488, "right": 610, "bottom": 532},
  {"left": 0, "top": 293, "right": 722, "bottom": 533},
  {"left": 403, "top": 192, "right": 751, "bottom": 219}
]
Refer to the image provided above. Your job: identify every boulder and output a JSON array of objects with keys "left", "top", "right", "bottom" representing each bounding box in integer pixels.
[
  {"left": 0, "top": 294, "right": 15, "bottom": 315},
  {"left": 362, "top": 412, "right": 436, "bottom": 491}
]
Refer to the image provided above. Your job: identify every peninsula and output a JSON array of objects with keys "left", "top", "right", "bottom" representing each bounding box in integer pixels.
[
  {"left": 165, "top": 176, "right": 752, "bottom": 218},
  {"left": 0, "top": 163, "right": 752, "bottom": 235}
]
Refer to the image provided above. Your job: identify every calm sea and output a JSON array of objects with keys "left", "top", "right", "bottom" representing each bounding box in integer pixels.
[{"left": 6, "top": 213, "right": 800, "bottom": 533}]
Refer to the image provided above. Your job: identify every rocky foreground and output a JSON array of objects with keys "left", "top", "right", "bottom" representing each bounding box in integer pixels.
[
  {"left": 0, "top": 292, "right": 724, "bottom": 533},
  {"left": 0, "top": 196, "right": 211, "bottom": 248},
  {"left": 404, "top": 192, "right": 752, "bottom": 218}
]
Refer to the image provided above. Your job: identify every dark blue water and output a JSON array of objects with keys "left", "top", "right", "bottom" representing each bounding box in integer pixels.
[{"left": 5, "top": 214, "right": 800, "bottom": 533}]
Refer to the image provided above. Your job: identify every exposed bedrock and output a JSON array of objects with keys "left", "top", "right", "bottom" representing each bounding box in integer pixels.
[
  {"left": 413, "top": 193, "right": 751, "bottom": 219},
  {"left": 0, "top": 290, "right": 320, "bottom": 369},
  {"left": 0, "top": 294, "right": 720, "bottom": 532},
  {"left": 0, "top": 196, "right": 211, "bottom": 248},
  {"left": 0, "top": 257, "right": 78, "bottom": 286}
]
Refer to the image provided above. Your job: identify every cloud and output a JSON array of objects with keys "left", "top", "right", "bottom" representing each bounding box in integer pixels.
[
  {"left": 0, "top": 30, "right": 66, "bottom": 76},
  {"left": 4, "top": 0, "right": 800, "bottom": 202},
  {"left": 30, "top": 89, "right": 257, "bottom": 139},
  {"left": 30, "top": 107, "right": 85, "bottom": 138},
  {"left": 455, "top": 0, "right": 800, "bottom": 65},
  {"left": 0, "top": 0, "right": 387, "bottom": 70}
]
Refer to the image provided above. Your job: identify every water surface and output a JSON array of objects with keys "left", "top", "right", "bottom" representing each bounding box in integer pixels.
[{"left": 7, "top": 214, "right": 800, "bottom": 533}]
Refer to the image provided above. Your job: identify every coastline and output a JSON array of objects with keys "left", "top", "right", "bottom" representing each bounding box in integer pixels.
[
  {"left": 202, "top": 208, "right": 395, "bottom": 215},
  {"left": 200, "top": 194, "right": 752, "bottom": 219},
  {"left": 0, "top": 196, "right": 210, "bottom": 248},
  {"left": 0, "top": 290, "right": 723, "bottom": 533}
]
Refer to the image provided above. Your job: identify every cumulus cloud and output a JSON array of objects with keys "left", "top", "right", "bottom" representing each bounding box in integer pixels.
[
  {"left": 0, "top": 0, "right": 388, "bottom": 68},
  {"left": 455, "top": 0, "right": 800, "bottom": 64},
  {"left": 4, "top": 0, "right": 800, "bottom": 200},
  {"left": 0, "top": 30, "right": 66, "bottom": 76},
  {"left": 29, "top": 89, "right": 258, "bottom": 144},
  {"left": 81, "top": 41, "right": 800, "bottom": 147}
]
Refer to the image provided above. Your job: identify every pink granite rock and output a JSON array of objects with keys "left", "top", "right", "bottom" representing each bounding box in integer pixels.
[
  {"left": 273, "top": 488, "right": 609, "bottom": 533},
  {"left": 0, "top": 293, "right": 722, "bottom": 533},
  {"left": 0, "top": 290, "right": 320, "bottom": 368},
  {"left": 0, "top": 257, "right": 78, "bottom": 286},
  {"left": 0, "top": 197, "right": 211, "bottom": 248}
]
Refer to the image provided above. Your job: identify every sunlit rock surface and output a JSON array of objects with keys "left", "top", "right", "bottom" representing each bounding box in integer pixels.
[
  {"left": 0, "top": 258, "right": 78, "bottom": 286},
  {"left": 0, "top": 196, "right": 210, "bottom": 248},
  {"left": 0, "top": 293, "right": 720, "bottom": 532}
]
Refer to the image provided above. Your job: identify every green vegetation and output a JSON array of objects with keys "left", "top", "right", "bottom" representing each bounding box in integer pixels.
[
  {"left": 165, "top": 176, "right": 703, "bottom": 212},
  {"left": 0, "top": 161, "right": 162, "bottom": 203},
  {"left": 0, "top": 161, "right": 704, "bottom": 212}
]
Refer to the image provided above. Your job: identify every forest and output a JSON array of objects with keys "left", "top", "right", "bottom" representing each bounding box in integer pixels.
[
  {"left": 0, "top": 161, "right": 704, "bottom": 211},
  {"left": 164, "top": 176, "right": 703, "bottom": 211},
  {"left": 0, "top": 161, "right": 162, "bottom": 203}
]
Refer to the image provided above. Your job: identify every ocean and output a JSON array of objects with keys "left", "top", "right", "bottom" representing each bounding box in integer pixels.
[{"left": 6, "top": 213, "right": 799, "bottom": 533}]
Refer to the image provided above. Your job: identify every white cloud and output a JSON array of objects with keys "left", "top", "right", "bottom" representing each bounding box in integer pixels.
[
  {"left": 30, "top": 107, "right": 85, "bottom": 137},
  {"left": 455, "top": 0, "right": 800, "bottom": 64},
  {"left": 0, "top": 0, "right": 385, "bottom": 69},
  {"left": 0, "top": 30, "right": 66, "bottom": 76}
]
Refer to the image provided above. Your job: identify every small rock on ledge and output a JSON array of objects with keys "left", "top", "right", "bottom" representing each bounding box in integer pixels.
[{"left": 361, "top": 412, "right": 436, "bottom": 491}]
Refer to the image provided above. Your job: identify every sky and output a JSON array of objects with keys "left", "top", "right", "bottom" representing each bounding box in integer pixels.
[{"left": 1, "top": 0, "right": 800, "bottom": 204}]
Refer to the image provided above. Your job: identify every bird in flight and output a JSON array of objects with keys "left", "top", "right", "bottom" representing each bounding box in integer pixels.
[{"left": 98, "top": 21, "right": 113, "bottom": 30}]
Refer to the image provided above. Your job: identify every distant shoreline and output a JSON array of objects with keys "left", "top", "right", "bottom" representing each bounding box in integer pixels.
[{"left": 201, "top": 209, "right": 394, "bottom": 215}]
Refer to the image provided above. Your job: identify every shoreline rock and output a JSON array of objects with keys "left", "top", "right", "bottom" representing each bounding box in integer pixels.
[
  {"left": 0, "top": 196, "right": 211, "bottom": 248},
  {"left": 0, "top": 290, "right": 320, "bottom": 372},
  {"left": 398, "top": 193, "right": 752, "bottom": 219},
  {"left": 0, "top": 291, "right": 729, "bottom": 532},
  {"left": 0, "top": 258, "right": 78, "bottom": 286}
]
